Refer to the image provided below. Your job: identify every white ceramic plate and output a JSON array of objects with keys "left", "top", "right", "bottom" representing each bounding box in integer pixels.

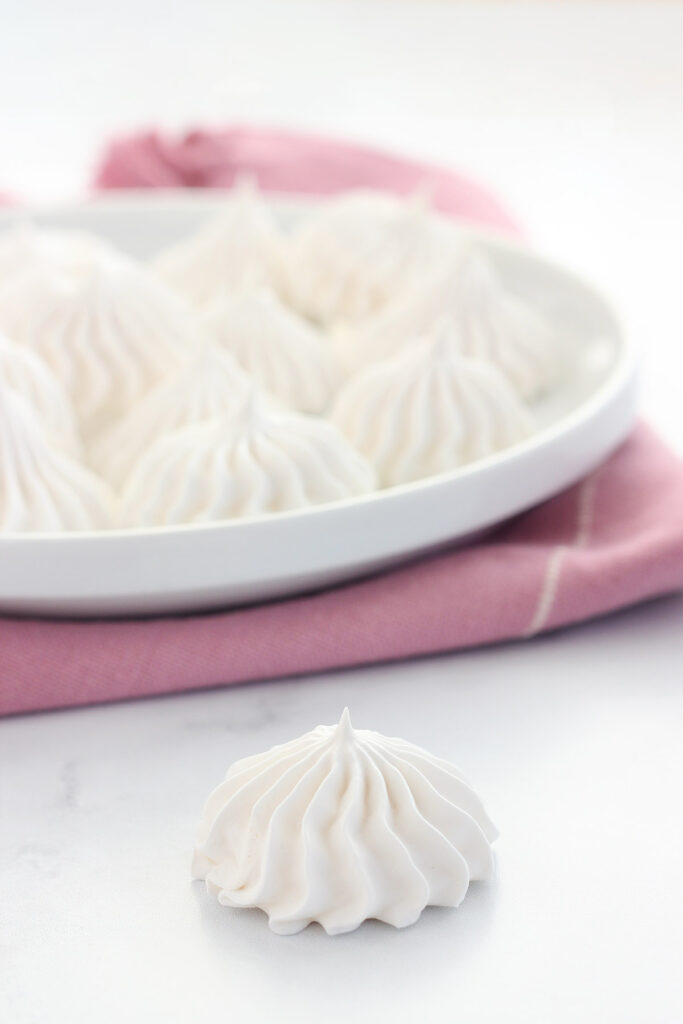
[{"left": 0, "top": 193, "right": 638, "bottom": 617}]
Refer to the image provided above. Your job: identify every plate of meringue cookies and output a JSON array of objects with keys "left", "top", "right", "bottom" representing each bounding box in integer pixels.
[{"left": 0, "top": 183, "right": 637, "bottom": 616}]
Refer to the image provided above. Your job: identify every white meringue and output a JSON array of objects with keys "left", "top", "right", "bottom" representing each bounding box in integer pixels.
[
  {"left": 286, "top": 189, "right": 444, "bottom": 327},
  {"left": 340, "top": 246, "right": 560, "bottom": 399},
  {"left": 0, "top": 381, "right": 113, "bottom": 532},
  {"left": 201, "top": 286, "right": 336, "bottom": 414},
  {"left": 121, "top": 395, "right": 376, "bottom": 526},
  {"left": 0, "top": 223, "right": 95, "bottom": 287},
  {"left": 92, "top": 343, "right": 252, "bottom": 487},
  {"left": 0, "top": 330, "right": 80, "bottom": 455},
  {"left": 153, "top": 179, "right": 284, "bottom": 306},
  {"left": 0, "top": 224, "right": 47, "bottom": 286},
  {"left": 192, "top": 708, "right": 497, "bottom": 935},
  {"left": 331, "top": 319, "right": 533, "bottom": 487},
  {"left": 0, "top": 237, "right": 193, "bottom": 437}
]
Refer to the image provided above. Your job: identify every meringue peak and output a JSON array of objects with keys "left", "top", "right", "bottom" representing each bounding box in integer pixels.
[
  {"left": 287, "top": 189, "right": 446, "bottom": 327},
  {"left": 153, "top": 178, "right": 285, "bottom": 305},
  {"left": 334, "top": 706, "right": 354, "bottom": 742}
]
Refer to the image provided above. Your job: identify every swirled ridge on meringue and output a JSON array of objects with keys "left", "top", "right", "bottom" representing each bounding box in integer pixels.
[
  {"left": 339, "top": 245, "right": 560, "bottom": 399},
  {"left": 91, "top": 343, "right": 252, "bottom": 487},
  {"left": 331, "top": 318, "right": 533, "bottom": 487},
  {"left": 0, "top": 236, "right": 193, "bottom": 436},
  {"left": 201, "top": 285, "right": 337, "bottom": 414},
  {"left": 0, "top": 381, "right": 113, "bottom": 532},
  {"left": 193, "top": 708, "right": 498, "bottom": 935},
  {"left": 121, "top": 394, "right": 376, "bottom": 525},
  {"left": 153, "top": 178, "right": 285, "bottom": 306},
  {"left": 0, "top": 330, "right": 80, "bottom": 455}
]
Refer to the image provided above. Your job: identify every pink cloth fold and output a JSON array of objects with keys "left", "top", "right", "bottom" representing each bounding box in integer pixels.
[
  {"left": 94, "top": 125, "right": 519, "bottom": 233},
  {"left": 2, "top": 127, "right": 682, "bottom": 717}
]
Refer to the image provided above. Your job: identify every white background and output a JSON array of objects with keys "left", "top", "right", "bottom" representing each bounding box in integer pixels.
[{"left": 1, "top": 2, "right": 682, "bottom": 1022}]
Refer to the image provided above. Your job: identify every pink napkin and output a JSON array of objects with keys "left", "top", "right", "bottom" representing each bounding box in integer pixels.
[
  {"left": 2, "top": 127, "right": 682, "bottom": 717},
  {"left": 93, "top": 125, "right": 519, "bottom": 233}
]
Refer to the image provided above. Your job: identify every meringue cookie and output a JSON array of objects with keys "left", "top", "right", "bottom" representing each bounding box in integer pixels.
[
  {"left": 331, "top": 318, "right": 533, "bottom": 487},
  {"left": 121, "top": 394, "right": 376, "bottom": 526},
  {"left": 286, "top": 189, "right": 444, "bottom": 327},
  {"left": 0, "top": 238, "right": 193, "bottom": 436},
  {"left": 153, "top": 179, "right": 284, "bottom": 306},
  {"left": 193, "top": 708, "right": 497, "bottom": 935},
  {"left": 340, "top": 246, "right": 560, "bottom": 399},
  {"left": 91, "top": 343, "right": 252, "bottom": 487},
  {"left": 0, "top": 330, "right": 80, "bottom": 455},
  {"left": 0, "top": 381, "right": 113, "bottom": 532},
  {"left": 201, "top": 286, "right": 336, "bottom": 414}
]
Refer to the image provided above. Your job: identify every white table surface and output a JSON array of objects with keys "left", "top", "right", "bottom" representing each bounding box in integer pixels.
[{"left": 1, "top": 2, "right": 683, "bottom": 1022}]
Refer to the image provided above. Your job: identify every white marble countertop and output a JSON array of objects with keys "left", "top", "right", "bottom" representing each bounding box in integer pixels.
[
  {"left": 3, "top": 601, "right": 683, "bottom": 1022},
  {"left": 1, "top": 2, "right": 683, "bottom": 1021}
]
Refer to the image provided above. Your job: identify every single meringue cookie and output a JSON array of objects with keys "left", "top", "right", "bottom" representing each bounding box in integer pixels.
[
  {"left": 192, "top": 708, "right": 498, "bottom": 936},
  {"left": 286, "top": 189, "right": 445, "bottom": 327},
  {"left": 120, "top": 394, "right": 376, "bottom": 526},
  {"left": 0, "top": 238, "right": 193, "bottom": 437},
  {"left": 331, "top": 318, "right": 533, "bottom": 487},
  {"left": 0, "top": 330, "right": 80, "bottom": 455},
  {"left": 200, "top": 286, "right": 337, "bottom": 414},
  {"left": 0, "top": 382, "right": 114, "bottom": 532},
  {"left": 153, "top": 179, "right": 285, "bottom": 306},
  {"left": 340, "top": 246, "right": 560, "bottom": 400},
  {"left": 91, "top": 343, "right": 252, "bottom": 487}
]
